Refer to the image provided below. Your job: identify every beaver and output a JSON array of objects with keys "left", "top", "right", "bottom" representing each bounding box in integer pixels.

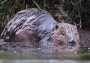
[
  {"left": 39, "top": 22, "right": 80, "bottom": 54},
  {"left": 0, "top": 8, "right": 80, "bottom": 53},
  {"left": 1, "top": 8, "right": 57, "bottom": 42}
]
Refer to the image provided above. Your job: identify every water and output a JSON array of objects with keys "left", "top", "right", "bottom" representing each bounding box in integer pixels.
[
  {"left": 0, "top": 40, "right": 90, "bottom": 63},
  {"left": 0, "top": 60, "right": 90, "bottom": 63}
]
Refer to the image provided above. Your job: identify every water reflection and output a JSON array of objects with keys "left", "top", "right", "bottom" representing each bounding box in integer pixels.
[
  {"left": 0, "top": 41, "right": 90, "bottom": 60},
  {"left": 1, "top": 60, "right": 90, "bottom": 63}
]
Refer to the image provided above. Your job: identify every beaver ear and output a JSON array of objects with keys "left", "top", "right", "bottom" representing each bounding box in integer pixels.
[{"left": 55, "top": 25, "right": 59, "bottom": 29}]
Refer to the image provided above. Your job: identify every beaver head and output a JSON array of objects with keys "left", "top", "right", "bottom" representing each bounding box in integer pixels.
[{"left": 39, "top": 22, "right": 80, "bottom": 54}]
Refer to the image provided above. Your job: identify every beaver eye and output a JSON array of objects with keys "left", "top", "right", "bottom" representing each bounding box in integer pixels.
[
  {"left": 55, "top": 25, "right": 59, "bottom": 29},
  {"left": 61, "top": 31, "right": 66, "bottom": 35}
]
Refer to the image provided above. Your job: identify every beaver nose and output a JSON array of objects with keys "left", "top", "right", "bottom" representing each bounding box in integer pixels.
[{"left": 68, "top": 40, "right": 76, "bottom": 46}]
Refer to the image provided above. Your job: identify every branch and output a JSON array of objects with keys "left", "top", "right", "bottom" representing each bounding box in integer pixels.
[
  {"left": 32, "top": 0, "right": 41, "bottom": 10},
  {"left": 1, "top": 0, "right": 7, "bottom": 5}
]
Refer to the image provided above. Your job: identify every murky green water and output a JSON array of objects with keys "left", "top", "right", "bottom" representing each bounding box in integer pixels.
[
  {"left": 0, "top": 60, "right": 90, "bottom": 63},
  {"left": 0, "top": 51, "right": 90, "bottom": 60},
  {"left": 0, "top": 51, "right": 90, "bottom": 63},
  {"left": 0, "top": 41, "right": 90, "bottom": 63}
]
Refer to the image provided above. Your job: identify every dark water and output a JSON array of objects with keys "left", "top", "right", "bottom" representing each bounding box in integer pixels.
[
  {"left": 0, "top": 60, "right": 90, "bottom": 63},
  {"left": 0, "top": 51, "right": 90, "bottom": 63},
  {"left": 0, "top": 47, "right": 90, "bottom": 63},
  {"left": 0, "top": 40, "right": 90, "bottom": 63}
]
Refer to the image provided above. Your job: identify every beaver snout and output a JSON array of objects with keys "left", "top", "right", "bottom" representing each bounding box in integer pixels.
[{"left": 67, "top": 40, "right": 76, "bottom": 46}]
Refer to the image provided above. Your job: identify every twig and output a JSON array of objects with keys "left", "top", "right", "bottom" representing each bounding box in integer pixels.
[
  {"left": 26, "top": 4, "right": 28, "bottom": 9},
  {"left": 43, "top": 0, "right": 46, "bottom": 9},
  {"left": 1, "top": 0, "right": 7, "bottom": 5},
  {"left": 71, "top": 0, "right": 82, "bottom": 6},
  {"left": 78, "top": 6, "right": 82, "bottom": 29},
  {"left": 32, "top": 0, "right": 41, "bottom": 10}
]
